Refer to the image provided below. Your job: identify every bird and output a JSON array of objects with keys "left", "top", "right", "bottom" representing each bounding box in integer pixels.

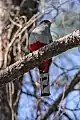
[{"left": 28, "top": 20, "right": 52, "bottom": 96}]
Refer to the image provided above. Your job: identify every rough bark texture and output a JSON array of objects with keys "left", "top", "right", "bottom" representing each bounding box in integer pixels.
[
  {"left": 0, "top": 0, "right": 12, "bottom": 69},
  {"left": 0, "top": 87, "right": 12, "bottom": 120},
  {"left": 0, "top": 30, "right": 80, "bottom": 86},
  {"left": 0, "top": 0, "right": 12, "bottom": 34},
  {"left": 0, "top": 1, "right": 12, "bottom": 120}
]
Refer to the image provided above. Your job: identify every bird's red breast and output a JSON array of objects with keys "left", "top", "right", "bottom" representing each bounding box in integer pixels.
[
  {"left": 28, "top": 41, "right": 50, "bottom": 72},
  {"left": 28, "top": 41, "right": 46, "bottom": 51}
]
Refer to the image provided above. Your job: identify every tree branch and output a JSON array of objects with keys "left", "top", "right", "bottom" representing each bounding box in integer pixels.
[
  {"left": 41, "top": 71, "right": 80, "bottom": 120},
  {"left": 0, "top": 30, "right": 80, "bottom": 85}
]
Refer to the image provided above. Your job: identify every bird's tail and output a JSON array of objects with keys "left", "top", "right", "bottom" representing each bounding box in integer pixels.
[{"left": 39, "top": 58, "right": 52, "bottom": 96}]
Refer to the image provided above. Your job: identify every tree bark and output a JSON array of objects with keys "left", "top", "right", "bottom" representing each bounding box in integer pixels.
[{"left": 0, "top": 1, "right": 12, "bottom": 119}]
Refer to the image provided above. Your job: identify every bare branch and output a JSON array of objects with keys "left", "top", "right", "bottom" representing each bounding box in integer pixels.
[
  {"left": 41, "top": 71, "right": 80, "bottom": 120},
  {"left": 0, "top": 30, "right": 80, "bottom": 85}
]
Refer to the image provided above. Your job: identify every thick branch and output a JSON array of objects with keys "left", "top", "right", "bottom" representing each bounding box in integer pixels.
[
  {"left": 41, "top": 71, "right": 80, "bottom": 120},
  {"left": 0, "top": 30, "right": 80, "bottom": 85}
]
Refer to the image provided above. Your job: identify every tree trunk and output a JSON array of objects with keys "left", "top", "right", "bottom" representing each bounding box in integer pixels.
[{"left": 0, "top": 0, "right": 12, "bottom": 119}]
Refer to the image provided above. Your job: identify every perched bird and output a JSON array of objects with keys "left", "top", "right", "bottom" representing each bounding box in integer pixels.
[
  {"left": 28, "top": 0, "right": 80, "bottom": 96},
  {"left": 28, "top": 20, "right": 52, "bottom": 96}
]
